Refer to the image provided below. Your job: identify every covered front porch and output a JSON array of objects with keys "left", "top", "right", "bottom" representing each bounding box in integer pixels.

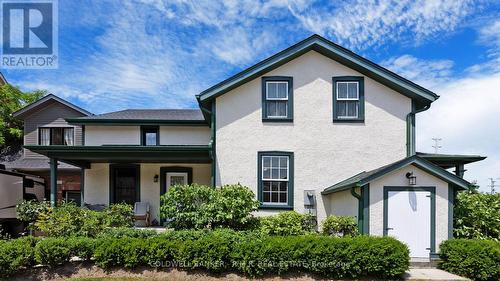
[{"left": 24, "top": 145, "right": 214, "bottom": 224}]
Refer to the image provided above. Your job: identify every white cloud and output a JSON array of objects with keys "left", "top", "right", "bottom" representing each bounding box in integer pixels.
[
  {"left": 289, "top": 0, "right": 475, "bottom": 49},
  {"left": 381, "top": 55, "right": 454, "bottom": 89}
]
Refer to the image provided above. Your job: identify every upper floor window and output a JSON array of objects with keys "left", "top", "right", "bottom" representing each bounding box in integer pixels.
[
  {"left": 39, "top": 127, "right": 74, "bottom": 145},
  {"left": 262, "top": 77, "right": 293, "bottom": 122},
  {"left": 333, "top": 76, "right": 364, "bottom": 122},
  {"left": 258, "top": 151, "right": 294, "bottom": 209},
  {"left": 141, "top": 126, "right": 159, "bottom": 146}
]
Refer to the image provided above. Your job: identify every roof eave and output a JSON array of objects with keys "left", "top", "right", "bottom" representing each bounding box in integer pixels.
[
  {"left": 12, "top": 94, "right": 92, "bottom": 118},
  {"left": 65, "top": 118, "right": 209, "bottom": 126},
  {"left": 198, "top": 35, "right": 438, "bottom": 105}
]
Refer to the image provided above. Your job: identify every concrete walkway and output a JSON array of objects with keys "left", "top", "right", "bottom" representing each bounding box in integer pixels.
[{"left": 405, "top": 268, "right": 469, "bottom": 280}]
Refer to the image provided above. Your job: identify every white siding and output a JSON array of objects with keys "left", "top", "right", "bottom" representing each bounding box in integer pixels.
[
  {"left": 159, "top": 127, "right": 210, "bottom": 145},
  {"left": 369, "top": 164, "right": 449, "bottom": 251},
  {"left": 215, "top": 50, "right": 411, "bottom": 221},
  {"left": 85, "top": 126, "right": 140, "bottom": 145},
  {"left": 84, "top": 163, "right": 211, "bottom": 222}
]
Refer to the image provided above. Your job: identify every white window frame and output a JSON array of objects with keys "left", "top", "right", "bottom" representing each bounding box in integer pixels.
[
  {"left": 265, "top": 81, "right": 289, "bottom": 118},
  {"left": 336, "top": 81, "right": 359, "bottom": 119},
  {"left": 261, "top": 155, "right": 289, "bottom": 205}
]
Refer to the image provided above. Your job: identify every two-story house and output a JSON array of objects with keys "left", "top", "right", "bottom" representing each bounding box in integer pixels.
[
  {"left": 25, "top": 35, "right": 485, "bottom": 259},
  {"left": 5, "top": 94, "right": 92, "bottom": 204}
]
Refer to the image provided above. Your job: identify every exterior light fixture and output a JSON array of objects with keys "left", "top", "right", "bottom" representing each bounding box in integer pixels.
[
  {"left": 406, "top": 172, "right": 416, "bottom": 185},
  {"left": 154, "top": 174, "right": 159, "bottom": 183}
]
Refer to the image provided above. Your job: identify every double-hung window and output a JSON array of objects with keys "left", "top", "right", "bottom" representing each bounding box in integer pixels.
[
  {"left": 333, "top": 76, "right": 364, "bottom": 122},
  {"left": 258, "top": 151, "right": 294, "bottom": 209},
  {"left": 262, "top": 77, "right": 293, "bottom": 121},
  {"left": 38, "top": 127, "right": 74, "bottom": 145}
]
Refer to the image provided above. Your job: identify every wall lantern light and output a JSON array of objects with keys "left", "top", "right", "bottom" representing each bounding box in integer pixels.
[
  {"left": 154, "top": 174, "right": 159, "bottom": 183},
  {"left": 405, "top": 172, "right": 416, "bottom": 185}
]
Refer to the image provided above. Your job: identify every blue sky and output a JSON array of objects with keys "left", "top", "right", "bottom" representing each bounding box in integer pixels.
[{"left": 2, "top": 0, "right": 500, "bottom": 191}]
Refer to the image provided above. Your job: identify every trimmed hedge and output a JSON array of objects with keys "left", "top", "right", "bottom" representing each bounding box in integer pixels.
[
  {"left": 0, "top": 230, "right": 410, "bottom": 279},
  {"left": 0, "top": 236, "right": 39, "bottom": 276},
  {"left": 439, "top": 239, "right": 500, "bottom": 281}
]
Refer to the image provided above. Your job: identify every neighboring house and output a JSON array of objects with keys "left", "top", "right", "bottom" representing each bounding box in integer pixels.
[
  {"left": 5, "top": 94, "right": 92, "bottom": 204},
  {"left": 25, "top": 35, "right": 485, "bottom": 259}
]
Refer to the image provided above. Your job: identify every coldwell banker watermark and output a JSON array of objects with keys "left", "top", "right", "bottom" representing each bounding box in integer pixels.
[{"left": 1, "top": 0, "right": 58, "bottom": 68}]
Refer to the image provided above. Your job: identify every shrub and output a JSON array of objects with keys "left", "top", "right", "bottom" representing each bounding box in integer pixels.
[
  {"left": 259, "top": 211, "right": 314, "bottom": 235},
  {"left": 0, "top": 236, "right": 38, "bottom": 277},
  {"left": 0, "top": 231, "right": 410, "bottom": 279},
  {"left": 33, "top": 201, "right": 136, "bottom": 237},
  {"left": 98, "top": 227, "right": 158, "bottom": 239},
  {"left": 103, "top": 203, "right": 134, "bottom": 227},
  {"left": 439, "top": 239, "right": 500, "bottom": 281},
  {"left": 16, "top": 200, "right": 51, "bottom": 229},
  {"left": 35, "top": 237, "right": 72, "bottom": 266},
  {"left": 321, "top": 215, "right": 359, "bottom": 237},
  {"left": 207, "top": 184, "right": 260, "bottom": 229},
  {"left": 94, "top": 237, "right": 148, "bottom": 268},
  {"left": 454, "top": 192, "right": 500, "bottom": 241},
  {"left": 160, "top": 184, "right": 259, "bottom": 230}
]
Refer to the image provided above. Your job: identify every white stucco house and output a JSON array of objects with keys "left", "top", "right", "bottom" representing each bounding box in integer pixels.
[{"left": 24, "top": 35, "right": 485, "bottom": 259}]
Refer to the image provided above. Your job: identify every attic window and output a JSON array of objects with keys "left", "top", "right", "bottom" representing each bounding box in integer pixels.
[
  {"left": 262, "top": 77, "right": 293, "bottom": 122},
  {"left": 333, "top": 76, "right": 365, "bottom": 122},
  {"left": 141, "top": 126, "right": 159, "bottom": 146}
]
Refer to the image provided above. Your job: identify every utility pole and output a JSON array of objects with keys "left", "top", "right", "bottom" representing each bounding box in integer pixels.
[
  {"left": 488, "top": 178, "right": 499, "bottom": 194},
  {"left": 432, "top": 137, "right": 442, "bottom": 153}
]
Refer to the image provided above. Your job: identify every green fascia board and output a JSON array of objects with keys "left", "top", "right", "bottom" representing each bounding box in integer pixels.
[
  {"left": 322, "top": 156, "right": 470, "bottom": 195},
  {"left": 198, "top": 34, "right": 438, "bottom": 108},
  {"left": 416, "top": 152, "right": 487, "bottom": 164},
  {"left": 65, "top": 118, "right": 208, "bottom": 126},
  {"left": 23, "top": 145, "right": 212, "bottom": 168}
]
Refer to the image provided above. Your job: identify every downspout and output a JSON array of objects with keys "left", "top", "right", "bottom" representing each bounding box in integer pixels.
[
  {"left": 350, "top": 186, "right": 363, "bottom": 234},
  {"left": 406, "top": 101, "right": 431, "bottom": 156},
  {"left": 198, "top": 98, "right": 216, "bottom": 187}
]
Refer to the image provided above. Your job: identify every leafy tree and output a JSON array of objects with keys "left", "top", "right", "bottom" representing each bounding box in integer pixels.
[
  {"left": 0, "top": 84, "right": 45, "bottom": 148},
  {"left": 454, "top": 191, "right": 500, "bottom": 241}
]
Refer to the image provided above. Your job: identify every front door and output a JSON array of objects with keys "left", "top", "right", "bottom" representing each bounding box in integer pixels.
[
  {"left": 166, "top": 172, "right": 188, "bottom": 190},
  {"left": 111, "top": 165, "right": 139, "bottom": 205},
  {"left": 385, "top": 188, "right": 434, "bottom": 258}
]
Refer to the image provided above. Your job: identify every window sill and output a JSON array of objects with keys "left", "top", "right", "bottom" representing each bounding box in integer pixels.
[
  {"left": 259, "top": 204, "right": 293, "bottom": 210},
  {"left": 333, "top": 118, "right": 364, "bottom": 123},
  {"left": 262, "top": 118, "right": 294, "bottom": 123}
]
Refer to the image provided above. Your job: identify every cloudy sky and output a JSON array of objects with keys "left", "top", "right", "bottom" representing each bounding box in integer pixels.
[{"left": 2, "top": 0, "right": 500, "bottom": 191}]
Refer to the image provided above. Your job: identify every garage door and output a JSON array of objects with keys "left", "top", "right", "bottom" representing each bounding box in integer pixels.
[{"left": 386, "top": 189, "right": 432, "bottom": 258}]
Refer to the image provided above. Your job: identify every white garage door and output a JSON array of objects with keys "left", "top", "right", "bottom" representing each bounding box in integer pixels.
[{"left": 387, "top": 190, "right": 431, "bottom": 258}]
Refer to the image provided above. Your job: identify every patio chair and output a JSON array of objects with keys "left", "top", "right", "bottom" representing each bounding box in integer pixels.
[{"left": 134, "top": 202, "right": 150, "bottom": 227}]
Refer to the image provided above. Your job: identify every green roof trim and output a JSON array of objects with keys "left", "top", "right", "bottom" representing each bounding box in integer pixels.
[
  {"left": 416, "top": 152, "right": 486, "bottom": 168},
  {"left": 322, "top": 155, "right": 471, "bottom": 195},
  {"left": 197, "top": 34, "right": 438, "bottom": 110},
  {"left": 65, "top": 118, "right": 208, "bottom": 126},
  {"left": 24, "top": 145, "right": 212, "bottom": 168}
]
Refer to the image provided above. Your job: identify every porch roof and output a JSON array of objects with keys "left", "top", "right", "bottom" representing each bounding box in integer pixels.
[
  {"left": 23, "top": 145, "right": 212, "bottom": 168},
  {"left": 416, "top": 152, "right": 486, "bottom": 169},
  {"left": 321, "top": 155, "right": 471, "bottom": 195}
]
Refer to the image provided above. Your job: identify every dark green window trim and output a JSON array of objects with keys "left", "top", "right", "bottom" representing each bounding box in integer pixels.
[
  {"left": 160, "top": 166, "right": 193, "bottom": 225},
  {"left": 262, "top": 76, "right": 293, "bottom": 122},
  {"left": 332, "top": 76, "right": 365, "bottom": 122},
  {"left": 140, "top": 126, "right": 159, "bottom": 146},
  {"left": 383, "top": 186, "right": 436, "bottom": 258},
  {"left": 257, "top": 151, "right": 294, "bottom": 209},
  {"left": 109, "top": 164, "right": 140, "bottom": 205}
]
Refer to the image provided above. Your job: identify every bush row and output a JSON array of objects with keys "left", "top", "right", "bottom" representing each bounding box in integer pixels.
[
  {"left": 16, "top": 201, "right": 134, "bottom": 237},
  {"left": 0, "top": 230, "right": 409, "bottom": 279},
  {"left": 439, "top": 239, "right": 500, "bottom": 281}
]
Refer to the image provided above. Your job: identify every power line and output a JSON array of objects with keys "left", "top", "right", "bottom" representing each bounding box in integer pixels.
[
  {"left": 432, "top": 137, "right": 442, "bottom": 153},
  {"left": 488, "top": 178, "right": 499, "bottom": 194}
]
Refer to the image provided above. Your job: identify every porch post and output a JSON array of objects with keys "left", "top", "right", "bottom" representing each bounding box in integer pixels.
[
  {"left": 80, "top": 168, "right": 85, "bottom": 207},
  {"left": 50, "top": 158, "right": 58, "bottom": 206}
]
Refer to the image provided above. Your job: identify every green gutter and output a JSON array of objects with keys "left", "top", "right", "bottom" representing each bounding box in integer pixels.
[
  {"left": 350, "top": 186, "right": 364, "bottom": 234},
  {"left": 407, "top": 101, "right": 430, "bottom": 156}
]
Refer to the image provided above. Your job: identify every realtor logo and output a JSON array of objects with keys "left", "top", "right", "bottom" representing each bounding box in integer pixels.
[{"left": 1, "top": 0, "right": 58, "bottom": 68}]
